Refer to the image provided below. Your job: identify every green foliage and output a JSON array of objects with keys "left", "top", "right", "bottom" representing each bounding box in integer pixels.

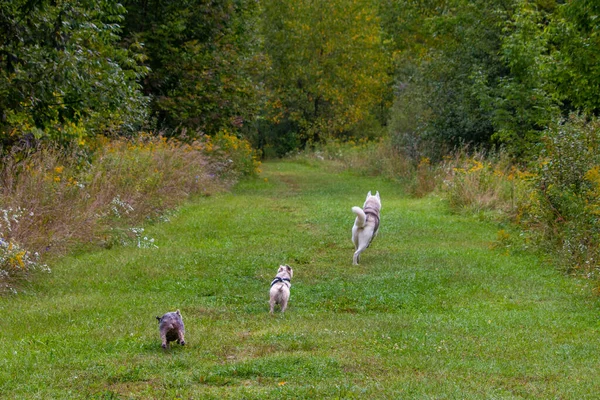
[
  {"left": 427, "top": 0, "right": 510, "bottom": 144},
  {"left": 487, "top": 0, "right": 600, "bottom": 156},
  {"left": 120, "top": 0, "right": 266, "bottom": 137},
  {"left": 385, "top": 0, "right": 600, "bottom": 159},
  {"left": 490, "top": 2, "right": 560, "bottom": 156},
  {"left": 260, "top": 0, "right": 391, "bottom": 148},
  {"left": 385, "top": 0, "right": 509, "bottom": 158},
  {"left": 1, "top": 0, "right": 599, "bottom": 161},
  {"left": 521, "top": 114, "right": 600, "bottom": 273},
  {"left": 249, "top": 119, "right": 301, "bottom": 158},
  {"left": 0, "top": 0, "right": 148, "bottom": 149},
  {"left": 548, "top": 0, "right": 600, "bottom": 113}
]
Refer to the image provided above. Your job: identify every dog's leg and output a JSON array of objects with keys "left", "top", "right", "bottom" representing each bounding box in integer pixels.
[
  {"left": 352, "top": 230, "right": 361, "bottom": 263},
  {"left": 280, "top": 297, "right": 288, "bottom": 313},
  {"left": 353, "top": 249, "right": 361, "bottom": 265},
  {"left": 160, "top": 332, "right": 168, "bottom": 349},
  {"left": 354, "top": 242, "right": 370, "bottom": 265},
  {"left": 269, "top": 298, "right": 276, "bottom": 314},
  {"left": 353, "top": 225, "right": 375, "bottom": 265},
  {"left": 178, "top": 331, "right": 186, "bottom": 346},
  {"left": 353, "top": 232, "right": 371, "bottom": 265}
]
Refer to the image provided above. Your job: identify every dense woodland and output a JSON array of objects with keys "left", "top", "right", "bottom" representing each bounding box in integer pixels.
[{"left": 1, "top": 0, "right": 598, "bottom": 158}]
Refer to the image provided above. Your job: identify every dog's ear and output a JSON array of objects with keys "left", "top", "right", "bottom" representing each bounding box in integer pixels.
[
  {"left": 367, "top": 191, "right": 372, "bottom": 197},
  {"left": 375, "top": 191, "right": 380, "bottom": 199},
  {"left": 156, "top": 316, "right": 161, "bottom": 322},
  {"left": 176, "top": 309, "right": 181, "bottom": 316}
]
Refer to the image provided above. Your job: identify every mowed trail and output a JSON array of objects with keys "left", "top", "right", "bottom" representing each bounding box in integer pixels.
[{"left": 0, "top": 160, "right": 599, "bottom": 399}]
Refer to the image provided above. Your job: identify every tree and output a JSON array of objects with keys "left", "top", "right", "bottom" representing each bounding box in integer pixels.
[
  {"left": 484, "top": 0, "right": 600, "bottom": 156},
  {"left": 120, "top": 0, "right": 265, "bottom": 137},
  {"left": 260, "top": 0, "right": 391, "bottom": 149},
  {"left": 547, "top": 0, "right": 600, "bottom": 113},
  {"left": 0, "top": 0, "right": 148, "bottom": 150},
  {"left": 384, "top": 0, "right": 515, "bottom": 159},
  {"left": 489, "top": 1, "right": 560, "bottom": 156}
]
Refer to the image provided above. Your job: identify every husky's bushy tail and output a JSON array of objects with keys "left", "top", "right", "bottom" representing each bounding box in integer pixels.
[{"left": 352, "top": 206, "right": 366, "bottom": 227}]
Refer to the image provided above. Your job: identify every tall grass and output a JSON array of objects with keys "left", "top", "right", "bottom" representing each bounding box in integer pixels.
[
  {"left": 294, "top": 138, "right": 422, "bottom": 193},
  {"left": 439, "top": 149, "right": 530, "bottom": 217},
  {"left": 0, "top": 133, "right": 259, "bottom": 290}
]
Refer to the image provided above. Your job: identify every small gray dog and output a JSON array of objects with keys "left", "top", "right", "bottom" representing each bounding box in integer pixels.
[
  {"left": 269, "top": 264, "right": 293, "bottom": 314},
  {"left": 156, "top": 309, "right": 185, "bottom": 349}
]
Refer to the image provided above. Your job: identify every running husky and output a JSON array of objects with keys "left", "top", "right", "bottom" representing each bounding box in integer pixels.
[
  {"left": 351, "top": 191, "right": 381, "bottom": 265},
  {"left": 269, "top": 264, "right": 293, "bottom": 314}
]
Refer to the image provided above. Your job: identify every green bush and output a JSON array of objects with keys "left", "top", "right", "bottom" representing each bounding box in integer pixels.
[{"left": 521, "top": 114, "right": 600, "bottom": 274}]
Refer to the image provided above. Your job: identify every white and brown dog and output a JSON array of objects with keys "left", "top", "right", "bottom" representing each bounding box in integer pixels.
[
  {"left": 269, "top": 264, "right": 293, "bottom": 314},
  {"left": 351, "top": 191, "right": 381, "bottom": 265}
]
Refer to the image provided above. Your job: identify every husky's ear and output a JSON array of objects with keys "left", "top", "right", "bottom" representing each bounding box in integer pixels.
[
  {"left": 176, "top": 309, "right": 181, "bottom": 316},
  {"left": 156, "top": 316, "right": 162, "bottom": 322},
  {"left": 367, "top": 191, "right": 372, "bottom": 197},
  {"left": 375, "top": 191, "right": 380, "bottom": 199}
]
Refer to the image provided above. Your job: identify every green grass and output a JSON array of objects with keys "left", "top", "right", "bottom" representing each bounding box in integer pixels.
[{"left": 1, "top": 160, "right": 599, "bottom": 399}]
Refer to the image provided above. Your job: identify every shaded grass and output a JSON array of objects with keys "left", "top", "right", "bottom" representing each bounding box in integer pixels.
[{"left": 1, "top": 160, "right": 599, "bottom": 398}]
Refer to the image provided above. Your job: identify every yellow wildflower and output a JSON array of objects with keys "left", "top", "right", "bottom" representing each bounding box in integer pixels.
[
  {"left": 468, "top": 159, "right": 484, "bottom": 173},
  {"left": 584, "top": 166, "right": 600, "bottom": 187},
  {"left": 418, "top": 157, "right": 431, "bottom": 167}
]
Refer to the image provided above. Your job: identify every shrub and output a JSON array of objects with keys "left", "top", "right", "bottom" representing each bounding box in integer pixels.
[
  {"left": 298, "top": 138, "right": 412, "bottom": 178},
  {"left": 295, "top": 137, "right": 443, "bottom": 197},
  {"left": 204, "top": 130, "right": 262, "bottom": 178},
  {"left": 519, "top": 114, "right": 600, "bottom": 275}
]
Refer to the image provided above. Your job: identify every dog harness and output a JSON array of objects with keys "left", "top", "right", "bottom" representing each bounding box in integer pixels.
[
  {"left": 270, "top": 277, "right": 291, "bottom": 288},
  {"left": 364, "top": 206, "right": 380, "bottom": 235}
]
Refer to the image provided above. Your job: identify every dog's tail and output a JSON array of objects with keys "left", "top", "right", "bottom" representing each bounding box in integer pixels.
[{"left": 352, "top": 206, "right": 366, "bottom": 227}]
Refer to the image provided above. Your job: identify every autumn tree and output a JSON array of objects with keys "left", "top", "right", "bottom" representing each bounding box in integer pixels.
[{"left": 259, "top": 0, "right": 391, "bottom": 153}]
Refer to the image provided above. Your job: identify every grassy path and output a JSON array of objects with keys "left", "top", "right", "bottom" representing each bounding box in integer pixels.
[{"left": 1, "top": 161, "right": 599, "bottom": 398}]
